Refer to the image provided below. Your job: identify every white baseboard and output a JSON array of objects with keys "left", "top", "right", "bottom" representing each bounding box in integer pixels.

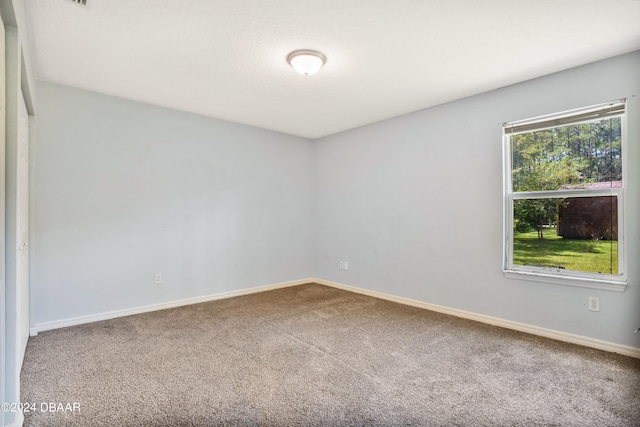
[
  {"left": 29, "top": 277, "right": 640, "bottom": 359},
  {"left": 312, "top": 278, "right": 640, "bottom": 359},
  {"left": 29, "top": 278, "right": 311, "bottom": 336}
]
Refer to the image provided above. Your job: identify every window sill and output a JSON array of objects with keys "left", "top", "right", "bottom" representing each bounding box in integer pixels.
[{"left": 503, "top": 270, "right": 627, "bottom": 292}]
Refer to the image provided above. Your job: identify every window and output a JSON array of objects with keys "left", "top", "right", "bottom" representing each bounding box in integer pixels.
[{"left": 503, "top": 100, "right": 626, "bottom": 290}]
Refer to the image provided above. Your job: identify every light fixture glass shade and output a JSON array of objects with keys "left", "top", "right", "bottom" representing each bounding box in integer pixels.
[{"left": 287, "top": 50, "right": 326, "bottom": 76}]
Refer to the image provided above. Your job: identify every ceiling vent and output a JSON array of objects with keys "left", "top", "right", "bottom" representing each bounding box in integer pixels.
[{"left": 68, "top": 0, "right": 88, "bottom": 6}]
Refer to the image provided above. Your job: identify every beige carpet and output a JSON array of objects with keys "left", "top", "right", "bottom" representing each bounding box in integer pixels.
[{"left": 21, "top": 283, "right": 640, "bottom": 426}]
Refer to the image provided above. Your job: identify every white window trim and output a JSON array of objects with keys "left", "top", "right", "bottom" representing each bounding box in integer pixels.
[{"left": 502, "top": 101, "right": 627, "bottom": 292}]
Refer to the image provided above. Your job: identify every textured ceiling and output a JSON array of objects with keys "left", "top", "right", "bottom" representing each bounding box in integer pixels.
[{"left": 25, "top": 0, "right": 640, "bottom": 139}]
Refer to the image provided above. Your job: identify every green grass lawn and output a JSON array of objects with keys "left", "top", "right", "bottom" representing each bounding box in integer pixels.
[{"left": 513, "top": 228, "right": 618, "bottom": 274}]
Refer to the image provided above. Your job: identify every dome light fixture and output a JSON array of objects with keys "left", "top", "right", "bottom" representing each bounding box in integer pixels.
[{"left": 286, "top": 50, "right": 326, "bottom": 76}]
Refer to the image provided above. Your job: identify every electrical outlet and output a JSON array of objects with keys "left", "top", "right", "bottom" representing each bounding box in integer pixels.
[
  {"left": 344, "top": 261, "right": 349, "bottom": 270},
  {"left": 588, "top": 296, "right": 599, "bottom": 312},
  {"left": 155, "top": 273, "right": 162, "bottom": 284}
]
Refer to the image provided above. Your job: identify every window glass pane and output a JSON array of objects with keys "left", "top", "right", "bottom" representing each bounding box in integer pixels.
[
  {"left": 513, "top": 196, "right": 617, "bottom": 274},
  {"left": 511, "top": 117, "right": 622, "bottom": 192}
]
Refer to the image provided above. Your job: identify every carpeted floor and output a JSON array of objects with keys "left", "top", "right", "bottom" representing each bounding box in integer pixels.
[{"left": 21, "top": 283, "right": 640, "bottom": 426}]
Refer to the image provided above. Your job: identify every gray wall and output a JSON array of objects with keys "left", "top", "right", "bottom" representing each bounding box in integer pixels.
[
  {"left": 315, "top": 51, "right": 640, "bottom": 348},
  {"left": 31, "top": 82, "right": 315, "bottom": 325},
  {"left": 32, "top": 52, "right": 640, "bottom": 350}
]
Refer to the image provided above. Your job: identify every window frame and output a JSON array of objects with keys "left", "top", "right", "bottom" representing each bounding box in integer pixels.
[{"left": 502, "top": 101, "right": 627, "bottom": 292}]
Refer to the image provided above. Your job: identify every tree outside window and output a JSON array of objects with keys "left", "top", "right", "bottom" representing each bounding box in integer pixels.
[{"left": 504, "top": 101, "right": 625, "bottom": 284}]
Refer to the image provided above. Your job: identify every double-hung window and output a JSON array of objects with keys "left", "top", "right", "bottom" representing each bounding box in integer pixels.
[{"left": 503, "top": 100, "right": 626, "bottom": 290}]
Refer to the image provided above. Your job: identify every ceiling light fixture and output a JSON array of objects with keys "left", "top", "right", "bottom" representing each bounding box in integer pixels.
[{"left": 286, "top": 50, "right": 326, "bottom": 76}]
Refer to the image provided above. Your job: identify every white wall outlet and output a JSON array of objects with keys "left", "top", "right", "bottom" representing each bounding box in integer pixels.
[
  {"left": 155, "top": 273, "right": 162, "bottom": 284},
  {"left": 344, "top": 261, "right": 349, "bottom": 270},
  {"left": 588, "top": 296, "right": 599, "bottom": 312}
]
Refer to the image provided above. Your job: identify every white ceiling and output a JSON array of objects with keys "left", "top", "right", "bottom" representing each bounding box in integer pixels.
[{"left": 25, "top": 0, "right": 640, "bottom": 139}]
